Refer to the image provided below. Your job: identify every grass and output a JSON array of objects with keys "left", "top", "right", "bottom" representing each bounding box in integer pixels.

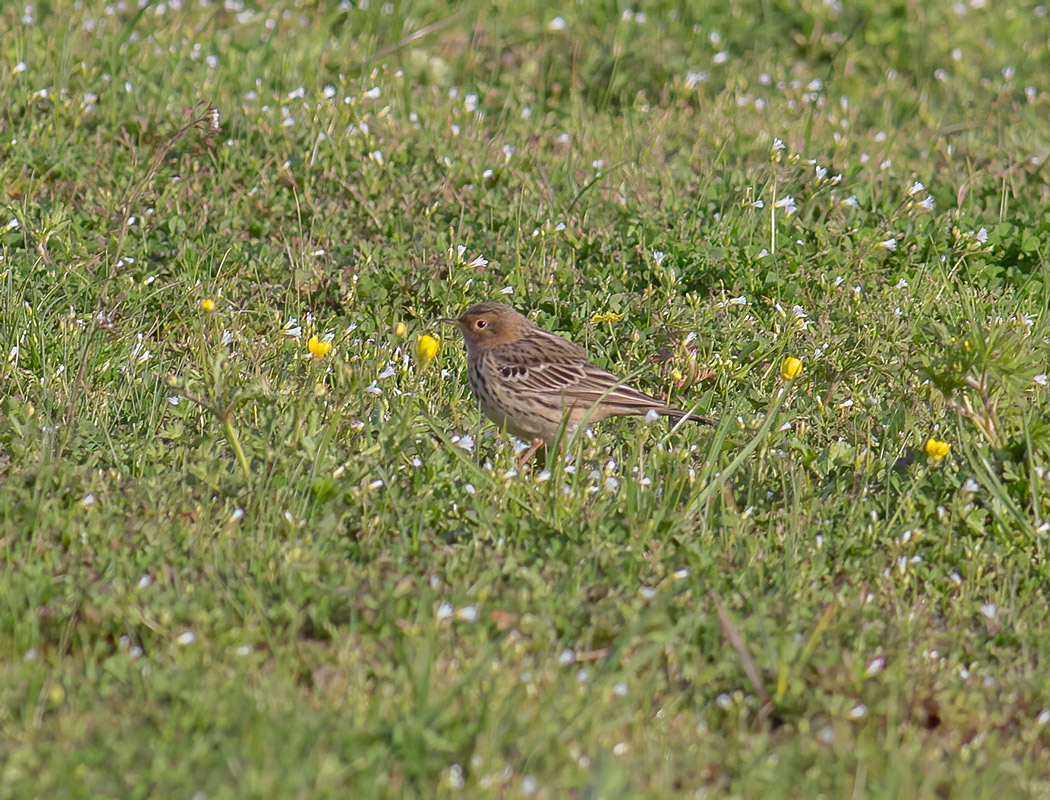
[{"left": 3, "top": 0, "right": 1050, "bottom": 797}]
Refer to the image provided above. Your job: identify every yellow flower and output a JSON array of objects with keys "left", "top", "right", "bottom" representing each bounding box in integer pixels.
[
  {"left": 416, "top": 334, "right": 440, "bottom": 365},
  {"left": 781, "top": 357, "right": 802, "bottom": 380},
  {"left": 591, "top": 311, "right": 623, "bottom": 324},
  {"left": 201, "top": 298, "right": 216, "bottom": 313},
  {"left": 670, "top": 368, "right": 684, "bottom": 382},
  {"left": 925, "top": 438, "right": 951, "bottom": 460},
  {"left": 308, "top": 335, "right": 332, "bottom": 359},
  {"left": 393, "top": 322, "right": 408, "bottom": 337}
]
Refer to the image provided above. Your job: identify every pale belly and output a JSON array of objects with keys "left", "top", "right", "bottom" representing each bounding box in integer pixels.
[{"left": 468, "top": 362, "right": 569, "bottom": 442}]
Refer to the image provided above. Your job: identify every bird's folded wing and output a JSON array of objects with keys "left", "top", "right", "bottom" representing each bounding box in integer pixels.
[{"left": 490, "top": 333, "right": 664, "bottom": 409}]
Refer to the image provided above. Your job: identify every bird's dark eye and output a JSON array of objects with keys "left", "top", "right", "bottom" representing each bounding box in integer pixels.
[{"left": 475, "top": 319, "right": 487, "bottom": 329}]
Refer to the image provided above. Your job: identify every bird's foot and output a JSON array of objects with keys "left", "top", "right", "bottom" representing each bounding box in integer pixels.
[{"left": 520, "top": 438, "right": 545, "bottom": 466}]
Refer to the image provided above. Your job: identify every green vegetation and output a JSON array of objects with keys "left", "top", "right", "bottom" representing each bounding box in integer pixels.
[{"left": 3, "top": 1, "right": 1050, "bottom": 797}]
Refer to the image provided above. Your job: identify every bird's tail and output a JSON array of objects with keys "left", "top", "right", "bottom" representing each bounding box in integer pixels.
[{"left": 659, "top": 407, "right": 716, "bottom": 426}]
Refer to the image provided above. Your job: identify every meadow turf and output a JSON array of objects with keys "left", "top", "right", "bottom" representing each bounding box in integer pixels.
[{"left": 3, "top": 1, "right": 1050, "bottom": 797}]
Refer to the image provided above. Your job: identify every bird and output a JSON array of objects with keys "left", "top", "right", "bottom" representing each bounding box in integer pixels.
[{"left": 442, "top": 302, "right": 714, "bottom": 461}]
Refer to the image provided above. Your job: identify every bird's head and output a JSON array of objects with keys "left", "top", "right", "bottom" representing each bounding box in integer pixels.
[{"left": 441, "top": 302, "right": 532, "bottom": 349}]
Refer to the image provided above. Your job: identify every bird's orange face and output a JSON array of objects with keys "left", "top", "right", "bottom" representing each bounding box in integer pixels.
[
  {"left": 455, "top": 309, "right": 505, "bottom": 344},
  {"left": 443, "top": 303, "right": 527, "bottom": 347}
]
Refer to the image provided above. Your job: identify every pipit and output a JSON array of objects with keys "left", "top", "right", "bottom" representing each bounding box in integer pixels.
[{"left": 442, "top": 302, "right": 714, "bottom": 461}]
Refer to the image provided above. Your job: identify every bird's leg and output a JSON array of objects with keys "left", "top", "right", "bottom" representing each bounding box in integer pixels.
[{"left": 519, "top": 438, "right": 545, "bottom": 466}]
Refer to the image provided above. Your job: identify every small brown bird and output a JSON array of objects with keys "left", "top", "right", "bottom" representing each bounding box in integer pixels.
[{"left": 443, "top": 302, "right": 714, "bottom": 461}]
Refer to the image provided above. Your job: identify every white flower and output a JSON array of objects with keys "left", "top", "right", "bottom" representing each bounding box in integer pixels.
[
  {"left": 880, "top": 237, "right": 898, "bottom": 251},
  {"left": 685, "top": 70, "right": 708, "bottom": 88},
  {"left": 962, "top": 478, "right": 980, "bottom": 492},
  {"left": 1035, "top": 374, "right": 1048, "bottom": 386},
  {"left": 774, "top": 194, "right": 797, "bottom": 215},
  {"left": 176, "top": 630, "right": 196, "bottom": 646},
  {"left": 979, "top": 603, "right": 998, "bottom": 620},
  {"left": 908, "top": 181, "right": 925, "bottom": 196},
  {"left": 976, "top": 227, "right": 989, "bottom": 243},
  {"left": 548, "top": 15, "right": 566, "bottom": 30},
  {"left": 652, "top": 250, "right": 668, "bottom": 266},
  {"left": 844, "top": 194, "right": 859, "bottom": 208},
  {"left": 456, "top": 605, "right": 479, "bottom": 622},
  {"left": 771, "top": 137, "right": 785, "bottom": 152},
  {"left": 919, "top": 196, "right": 935, "bottom": 210},
  {"left": 363, "top": 86, "right": 381, "bottom": 99}
]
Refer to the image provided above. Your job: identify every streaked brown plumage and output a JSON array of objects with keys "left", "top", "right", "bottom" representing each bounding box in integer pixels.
[{"left": 443, "top": 302, "right": 714, "bottom": 455}]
